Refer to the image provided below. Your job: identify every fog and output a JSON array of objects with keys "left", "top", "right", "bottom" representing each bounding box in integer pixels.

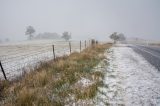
[{"left": 0, "top": 0, "right": 160, "bottom": 42}]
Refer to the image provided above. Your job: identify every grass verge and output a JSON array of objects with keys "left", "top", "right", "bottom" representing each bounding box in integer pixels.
[{"left": 0, "top": 43, "right": 112, "bottom": 106}]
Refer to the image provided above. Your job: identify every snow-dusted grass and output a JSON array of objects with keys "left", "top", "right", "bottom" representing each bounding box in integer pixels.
[
  {"left": 0, "top": 43, "right": 112, "bottom": 106},
  {"left": 0, "top": 40, "right": 87, "bottom": 80},
  {"left": 97, "top": 44, "right": 160, "bottom": 106}
]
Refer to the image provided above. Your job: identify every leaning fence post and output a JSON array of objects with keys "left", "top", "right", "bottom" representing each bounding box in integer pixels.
[
  {"left": 0, "top": 61, "right": 7, "bottom": 80},
  {"left": 69, "top": 42, "right": 72, "bottom": 54},
  {"left": 80, "top": 40, "right": 81, "bottom": 52},
  {"left": 52, "top": 45, "right": 56, "bottom": 60}
]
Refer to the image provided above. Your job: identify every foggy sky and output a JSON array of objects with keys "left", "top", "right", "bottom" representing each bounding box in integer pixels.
[{"left": 0, "top": 0, "right": 160, "bottom": 41}]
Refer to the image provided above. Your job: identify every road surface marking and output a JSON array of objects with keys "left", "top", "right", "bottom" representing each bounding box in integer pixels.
[{"left": 133, "top": 46, "right": 160, "bottom": 60}]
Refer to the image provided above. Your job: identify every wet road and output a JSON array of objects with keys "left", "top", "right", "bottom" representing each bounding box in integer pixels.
[{"left": 129, "top": 45, "right": 160, "bottom": 71}]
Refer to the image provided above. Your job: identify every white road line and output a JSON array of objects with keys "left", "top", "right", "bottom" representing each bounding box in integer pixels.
[{"left": 133, "top": 46, "right": 160, "bottom": 60}]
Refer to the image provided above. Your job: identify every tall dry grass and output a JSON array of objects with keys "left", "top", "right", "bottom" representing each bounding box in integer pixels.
[{"left": 0, "top": 43, "right": 112, "bottom": 106}]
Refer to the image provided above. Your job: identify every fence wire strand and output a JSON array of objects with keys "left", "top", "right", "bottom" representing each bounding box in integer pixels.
[{"left": 0, "top": 40, "right": 91, "bottom": 80}]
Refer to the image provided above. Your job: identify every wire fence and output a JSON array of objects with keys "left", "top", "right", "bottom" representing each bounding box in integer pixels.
[{"left": 0, "top": 40, "right": 91, "bottom": 80}]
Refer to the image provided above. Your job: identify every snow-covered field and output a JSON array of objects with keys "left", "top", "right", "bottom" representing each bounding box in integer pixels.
[
  {"left": 0, "top": 40, "right": 87, "bottom": 80},
  {"left": 97, "top": 44, "right": 160, "bottom": 106}
]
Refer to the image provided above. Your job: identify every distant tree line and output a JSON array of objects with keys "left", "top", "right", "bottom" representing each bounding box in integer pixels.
[
  {"left": 35, "top": 32, "right": 60, "bottom": 39},
  {"left": 25, "top": 26, "right": 71, "bottom": 41}
]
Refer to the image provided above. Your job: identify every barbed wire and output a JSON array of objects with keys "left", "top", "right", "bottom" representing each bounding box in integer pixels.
[{"left": 0, "top": 40, "right": 90, "bottom": 80}]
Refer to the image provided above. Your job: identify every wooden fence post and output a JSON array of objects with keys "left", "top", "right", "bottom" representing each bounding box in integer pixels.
[
  {"left": 0, "top": 61, "right": 7, "bottom": 80},
  {"left": 85, "top": 40, "right": 86, "bottom": 49},
  {"left": 69, "top": 42, "right": 71, "bottom": 54},
  {"left": 52, "top": 45, "right": 56, "bottom": 60},
  {"left": 80, "top": 41, "right": 81, "bottom": 52}
]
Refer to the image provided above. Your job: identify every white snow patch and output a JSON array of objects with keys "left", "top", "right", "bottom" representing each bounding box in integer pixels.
[
  {"left": 95, "top": 48, "right": 124, "bottom": 106},
  {"left": 102, "top": 44, "right": 160, "bottom": 106},
  {"left": 76, "top": 77, "right": 94, "bottom": 88}
]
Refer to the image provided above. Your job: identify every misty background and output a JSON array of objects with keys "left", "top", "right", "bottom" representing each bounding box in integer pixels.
[{"left": 0, "top": 0, "right": 160, "bottom": 42}]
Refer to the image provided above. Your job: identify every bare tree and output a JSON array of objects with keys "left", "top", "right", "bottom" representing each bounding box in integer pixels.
[
  {"left": 110, "top": 32, "right": 126, "bottom": 43},
  {"left": 25, "top": 26, "right": 35, "bottom": 40},
  {"left": 62, "top": 31, "right": 71, "bottom": 41},
  {"left": 110, "top": 32, "right": 119, "bottom": 43}
]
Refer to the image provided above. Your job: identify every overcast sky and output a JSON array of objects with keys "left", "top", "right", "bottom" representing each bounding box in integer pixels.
[{"left": 0, "top": 0, "right": 160, "bottom": 41}]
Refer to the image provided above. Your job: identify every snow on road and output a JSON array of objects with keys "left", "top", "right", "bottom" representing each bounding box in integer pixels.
[{"left": 98, "top": 44, "right": 160, "bottom": 106}]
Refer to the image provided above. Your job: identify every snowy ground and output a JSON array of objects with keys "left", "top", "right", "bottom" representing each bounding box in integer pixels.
[
  {"left": 97, "top": 44, "right": 160, "bottom": 106},
  {"left": 0, "top": 40, "right": 87, "bottom": 80}
]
